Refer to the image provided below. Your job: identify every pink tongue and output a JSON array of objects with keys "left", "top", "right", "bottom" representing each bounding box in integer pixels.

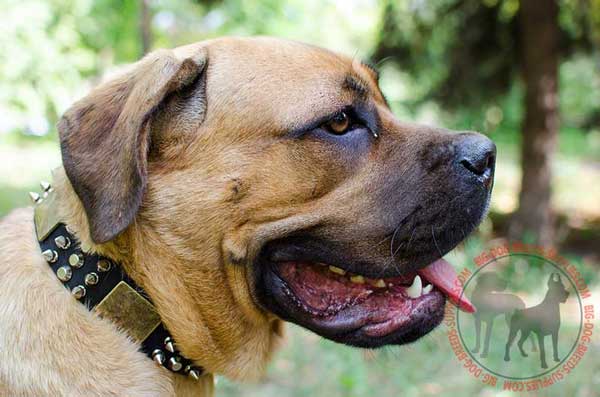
[{"left": 417, "top": 258, "right": 475, "bottom": 313}]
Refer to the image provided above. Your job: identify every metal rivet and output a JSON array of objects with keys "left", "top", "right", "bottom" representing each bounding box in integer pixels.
[
  {"left": 169, "top": 357, "right": 182, "bottom": 372},
  {"left": 152, "top": 349, "right": 165, "bottom": 365},
  {"left": 65, "top": 225, "right": 75, "bottom": 234},
  {"left": 164, "top": 337, "right": 175, "bottom": 353},
  {"left": 54, "top": 235, "right": 71, "bottom": 250},
  {"left": 84, "top": 272, "right": 99, "bottom": 286},
  {"left": 40, "top": 181, "right": 52, "bottom": 192},
  {"left": 29, "top": 192, "right": 42, "bottom": 204},
  {"left": 42, "top": 249, "right": 58, "bottom": 263},
  {"left": 69, "top": 253, "right": 84, "bottom": 268},
  {"left": 97, "top": 259, "right": 112, "bottom": 272},
  {"left": 71, "top": 285, "right": 86, "bottom": 299},
  {"left": 56, "top": 266, "right": 73, "bottom": 282}
]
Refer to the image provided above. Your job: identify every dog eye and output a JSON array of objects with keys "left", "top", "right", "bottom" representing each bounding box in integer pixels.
[{"left": 325, "top": 111, "right": 351, "bottom": 134}]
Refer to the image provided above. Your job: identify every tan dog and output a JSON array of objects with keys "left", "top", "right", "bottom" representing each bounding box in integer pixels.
[{"left": 0, "top": 37, "right": 495, "bottom": 396}]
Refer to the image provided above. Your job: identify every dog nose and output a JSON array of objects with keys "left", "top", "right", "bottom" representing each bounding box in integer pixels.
[{"left": 455, "top": 133, "right": 496, "bottom": 184}]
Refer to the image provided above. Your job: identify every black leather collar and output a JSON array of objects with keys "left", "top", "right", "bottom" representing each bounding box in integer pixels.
[{"left": 33, "top": 186, "right": 203, "bottom": 380}]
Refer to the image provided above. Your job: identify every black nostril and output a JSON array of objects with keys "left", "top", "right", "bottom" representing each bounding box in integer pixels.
[
  {"left": 460, "top": 152, "right": 495, "bottom": 176},
  {"left": 456, "top": 133, "right": 496, "bottom": 178}
]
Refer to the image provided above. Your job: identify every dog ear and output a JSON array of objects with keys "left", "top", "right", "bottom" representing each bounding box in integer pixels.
[
  {"left": 553, "top": 273, "right": 561, "bottom": 282},
  {"left": 58, "top": 48, "right": 208, "bottom": 243}
]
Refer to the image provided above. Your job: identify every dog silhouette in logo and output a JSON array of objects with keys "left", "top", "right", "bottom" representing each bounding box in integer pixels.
[
  {"left": 471, "top": 272, "right": 530, "bottom": 357},
  {"left": 504, "top": 273, "right": 569, "bottom": 368}
]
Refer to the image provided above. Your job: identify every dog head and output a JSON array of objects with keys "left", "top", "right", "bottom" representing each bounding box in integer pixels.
[
  {"left": 474, "top": 272, "right": 508, "bottom": 293},
  {"left": 547, "top": 273, "right": 569, "bottom": 303},
  {"left": 57, "top": 37, "right": 495, "bottom": 376}
]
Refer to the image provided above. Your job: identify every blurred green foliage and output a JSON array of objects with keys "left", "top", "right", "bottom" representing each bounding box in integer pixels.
[
  {"left": 373, "top": 0, "right": 599, "bottom": 109},
  {"left": 2, "top": 0, "right": 599, "bottom": 155},
  {"left": 1, "top": 0, "right": 598, "bottom": 220},
  {"left": 0, "top": 0, "right": 381, "bottom": 138}
]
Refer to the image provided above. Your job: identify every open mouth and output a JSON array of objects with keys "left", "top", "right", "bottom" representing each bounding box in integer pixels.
[
  {"left": 253, "top": 132, "right": 494, "bottom": 347},
  {"left": 258, "top": 255, "right": 474, "bottom": 347}
]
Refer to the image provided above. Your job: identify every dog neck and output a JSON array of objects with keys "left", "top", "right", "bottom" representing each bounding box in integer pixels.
[
  {"left": 34, "top": 168, "right": 282, "bottom": 381},
  {"left": 32, "top": 176, "right": 205, "bottom": 380},
  {"left": 542, "top": 289, "right": 563, "bottom": 309}
]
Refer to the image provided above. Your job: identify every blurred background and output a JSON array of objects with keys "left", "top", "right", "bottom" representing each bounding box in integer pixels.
[{"left": 0, "top": 0, "right": 599, "bottom": 396}]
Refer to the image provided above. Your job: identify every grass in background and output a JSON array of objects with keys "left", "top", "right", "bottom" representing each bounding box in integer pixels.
[{"left": 216, "top": 321, "right": 600, "bottom": 397}]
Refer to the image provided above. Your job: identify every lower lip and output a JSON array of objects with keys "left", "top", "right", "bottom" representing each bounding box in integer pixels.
[
  {"left": 359, "top": 291, "right": 444, "bottom": 338},
  {"left": 266, "top": 263, "right": 447, "bottom": 340}
]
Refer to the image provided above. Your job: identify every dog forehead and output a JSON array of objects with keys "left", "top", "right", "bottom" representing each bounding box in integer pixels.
[
  {"left": 176, "top": 37, "right": 366, "bottom": 132},
  {"left": 205, "top": 36, "right": 349, "bottom": 72}
]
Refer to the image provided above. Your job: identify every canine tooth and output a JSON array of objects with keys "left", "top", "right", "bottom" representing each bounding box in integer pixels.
[
  {"left": 406, "top": 275, "right": 422, "bottom": 298},
  {"left": 422, "top": 284, "right": 433, "bottom": 294},
  {"left": 374, "top": 279, "right": 386, "bottom": 288},
  {"left": 350, "top": 275, "right": 365, "bottom": 284},
  {"left": 328, "top": 266, "right": 346, "bottom": 275}
]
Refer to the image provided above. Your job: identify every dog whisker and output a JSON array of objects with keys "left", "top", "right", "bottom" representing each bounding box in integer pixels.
[
  {"left": 389, "top": 225, "right": 401, "bottom": 260},
  {"left": 373, "top": 233, "right": 393, "bottom": 248}
]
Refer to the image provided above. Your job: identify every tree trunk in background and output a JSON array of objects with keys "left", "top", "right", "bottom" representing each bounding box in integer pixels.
[
  {"left": 509, "top": 0, "right": 559, "bottom": 246},
  {"left": 140, "top": 0, "right": 152, "bottom": 56}
]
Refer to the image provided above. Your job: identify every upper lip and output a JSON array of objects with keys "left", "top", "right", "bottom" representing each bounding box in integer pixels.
[{"left": 266, "top": 244, "right": 429, "bottom": 280}]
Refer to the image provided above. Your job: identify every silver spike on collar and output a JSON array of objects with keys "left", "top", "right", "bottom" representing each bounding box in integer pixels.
[{"left": 31, "top": 183, "right": 205, "bottom": 380}]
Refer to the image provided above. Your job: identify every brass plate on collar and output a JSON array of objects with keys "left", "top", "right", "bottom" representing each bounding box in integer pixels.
[
  {"left": 94, "top": 281, "right": 161, "bottom": 343},
  {"left": 34, "top": 191, "right": 61, "bottom": 241}
]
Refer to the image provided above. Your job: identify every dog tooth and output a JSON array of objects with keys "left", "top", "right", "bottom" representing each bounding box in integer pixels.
[
  {"left": 350, "top": 275, "right": 365, "bottom": 284},
  {"left": 374, "top": 279, "right": 386, "bottom": 288},
  {"left": 406, "top": 275, "right": 422, "bottom": 298},
  {"left": 422, "top": 284, "right": 433, "bottom": 294},
  {"left": 328, "top": 266, "right": 346, "bottom": 276}
]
